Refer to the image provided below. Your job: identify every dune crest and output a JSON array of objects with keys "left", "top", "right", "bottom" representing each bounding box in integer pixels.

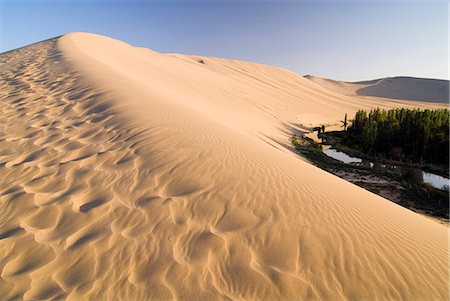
[
  {"left": 305, "top": 74, "right": 450, "bottom": 103},
  {"left": 0, "top": 32, "right": 448, "bottom": 300}
]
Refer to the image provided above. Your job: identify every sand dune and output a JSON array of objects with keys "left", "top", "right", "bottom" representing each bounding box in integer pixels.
[
  {"left": 0, "top": 32, "right": 448, "bottom": 300},
  {"left": 305, "top": 74, "right": 450, "bottom": 103}
]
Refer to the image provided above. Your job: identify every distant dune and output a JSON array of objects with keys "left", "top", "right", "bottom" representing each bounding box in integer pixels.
[
  {"left": 0, "top": 32, "right": 448, "bottom": 300},
  {"left": 305, "top": 74, "right": 450, "bottom": 103}
]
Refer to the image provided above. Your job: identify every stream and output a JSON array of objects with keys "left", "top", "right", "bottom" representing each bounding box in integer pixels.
[{"left": 322, "top": 145, "right": 449, "bottom": 190}]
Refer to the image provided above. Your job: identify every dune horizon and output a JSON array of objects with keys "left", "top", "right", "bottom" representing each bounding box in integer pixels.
[
  {"left": 3, "top": 33, "right": 450, "bottom": 88},
  {"left": 0, "top": 32, "right": 448, "bottom": 300},
  {"left": 304, "top": 74, "right": 450, "bottom": 103}
]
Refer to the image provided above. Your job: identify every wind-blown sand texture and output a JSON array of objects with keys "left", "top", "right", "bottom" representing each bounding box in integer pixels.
[{"left": 0, "top": 32, "right": 448, "bottom": 300}]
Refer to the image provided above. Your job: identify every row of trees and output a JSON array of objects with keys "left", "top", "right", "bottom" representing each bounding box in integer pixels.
[{"left": 345, "top": 108, "right": 449, "bottom": 164}]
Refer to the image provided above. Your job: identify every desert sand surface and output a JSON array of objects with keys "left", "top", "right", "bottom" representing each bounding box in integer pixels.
[
  {"left": 305, "top": 74, "right": 449, "bottom": 103},
  {"left": 0, "top": 32, "right": 448, "bottom": 300}
]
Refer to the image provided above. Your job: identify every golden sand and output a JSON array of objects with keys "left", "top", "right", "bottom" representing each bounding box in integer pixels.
[{"left": 0, "top": 33, "right": 447, "bottom": 300}]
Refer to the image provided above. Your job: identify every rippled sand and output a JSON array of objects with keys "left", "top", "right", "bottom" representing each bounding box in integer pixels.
[{"left": 0, "top": 33, "right": 448, "bottom": 300}]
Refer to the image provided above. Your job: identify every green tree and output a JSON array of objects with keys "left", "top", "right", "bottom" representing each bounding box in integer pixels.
[{"left": 346, "top": 108, "right": 449, "bottom": 164}]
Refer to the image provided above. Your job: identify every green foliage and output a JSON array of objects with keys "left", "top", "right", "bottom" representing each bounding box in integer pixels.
[
  {"left": 346, "top": 108, "right": 449, "bottom": 164},
  {"left": 291, "top": 135, "right": 322, "bottom": 152}
]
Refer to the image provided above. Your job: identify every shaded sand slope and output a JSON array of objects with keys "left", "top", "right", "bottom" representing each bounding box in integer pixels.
[
  {"left": 355, "top": 77, "right": 449, "bottom": 103},
  {"left": 305, "top": 75, "right": 450, "bottom": 103},
  {"left": 0, "top": 33, "right": 448, "bottom": 300}
]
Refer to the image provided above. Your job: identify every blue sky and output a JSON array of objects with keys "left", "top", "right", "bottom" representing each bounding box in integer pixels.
[{"left": 0, "top": 0, "right": 447, "bottom": 81}]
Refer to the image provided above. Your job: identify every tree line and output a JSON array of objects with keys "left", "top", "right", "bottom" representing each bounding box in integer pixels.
[{"left": 344, "top": 108, "right": 449, "bottom": 164}]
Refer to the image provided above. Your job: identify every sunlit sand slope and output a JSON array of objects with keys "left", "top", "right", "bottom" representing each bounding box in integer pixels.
[{"left": 0, "top": 33, "right": 448, "bottom": 300}]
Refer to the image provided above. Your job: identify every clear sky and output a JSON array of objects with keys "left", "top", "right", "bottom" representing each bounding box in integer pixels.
[{"left": 0, "top": 0, "right": 448, "bottom": 81}]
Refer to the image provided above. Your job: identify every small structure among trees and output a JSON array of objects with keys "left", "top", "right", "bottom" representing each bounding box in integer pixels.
[{"left": 343, "top": 113, "right": 348, "bottom": 130}]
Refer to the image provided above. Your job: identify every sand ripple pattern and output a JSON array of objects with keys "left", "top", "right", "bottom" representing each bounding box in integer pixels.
[{"left": 0, "top": 36, "right": 448, "bottom": 300}]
